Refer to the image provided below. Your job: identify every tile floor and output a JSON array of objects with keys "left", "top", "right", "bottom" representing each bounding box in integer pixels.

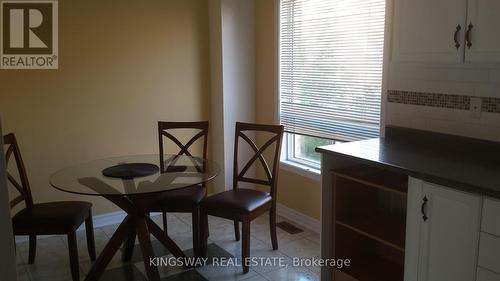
[{"left": 15, "top": 213, "right": 321, "bottom": 281}]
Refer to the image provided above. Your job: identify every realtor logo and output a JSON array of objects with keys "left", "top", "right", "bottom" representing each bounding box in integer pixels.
[{"left": 1, "top": 0, "right": 58, "bottom": 69}]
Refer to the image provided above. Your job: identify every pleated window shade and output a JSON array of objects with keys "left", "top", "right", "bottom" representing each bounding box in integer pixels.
[{"left": 280, "top": 0, "right": 385, "bottom": 142}]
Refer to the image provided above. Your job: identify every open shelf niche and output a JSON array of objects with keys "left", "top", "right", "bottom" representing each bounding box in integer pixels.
[{"left": 333, "top": 165, "right": 408, "bottom": 281}]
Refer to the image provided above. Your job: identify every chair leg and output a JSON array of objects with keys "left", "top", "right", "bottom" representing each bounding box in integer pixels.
[
  {"left": 67, "top": 232, "right": 80, "bottom": 281},
  {"left": 204, "top": 211, "right": 209, "bottom": 238},
  {"left": 192, "top": 208, "right": 200, "bottom": 258},
  {"left": 200, "top": 208, "right": 208, "bottom": 256},
  {"left": 270, "top": 208, "right": 278, "bottom": 250},
  {"left": 85, "top": 210, "right": 97, "bottom": 261},
  {"left": 241, "top": 220, "right": 251, "bottom": 274},
  {"left": 162, "top": 212, "right": 168, "bottom": 234},
  {"left": 28, "top": 235, "right": 36, "bottom": 264},
  {"left": 234, "top": 220, "right": 240, "bottom": 241}
]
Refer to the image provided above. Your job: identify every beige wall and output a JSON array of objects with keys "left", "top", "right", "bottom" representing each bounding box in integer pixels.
[
  {"left": 0, "top": 0, "right": 319, "bottom": 220},
  {"left": 0, "top": 0, "right": 210, "bottom": 215},
  {"left": 255, "top": 0, "right": 321, "bottom": 220}
]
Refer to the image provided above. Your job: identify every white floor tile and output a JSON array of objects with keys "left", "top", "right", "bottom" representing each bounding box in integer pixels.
[{"left": 15, "top": 214, "right": 320, "bottom": 281}]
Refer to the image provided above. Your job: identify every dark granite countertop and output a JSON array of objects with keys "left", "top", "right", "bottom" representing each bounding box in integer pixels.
[{"left": 316, "top": 126, "right": 500, "bottom": 198}]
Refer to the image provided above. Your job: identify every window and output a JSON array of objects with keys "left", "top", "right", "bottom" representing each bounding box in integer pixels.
[{"left": 279, "top": 0, "right": 386, "bottom": 169}]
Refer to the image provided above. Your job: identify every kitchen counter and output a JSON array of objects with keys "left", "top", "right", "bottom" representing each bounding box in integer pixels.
[
  {"left": 316, "top": 126, "right": 500, "bottom": 199},
  {"left": 316, "top": 126, "right": 500, "bottom": 281}
]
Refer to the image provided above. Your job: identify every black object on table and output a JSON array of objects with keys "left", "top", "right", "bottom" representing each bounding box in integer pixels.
[{"left": 102, "top": 163, "right": 159, "bottom": 179}]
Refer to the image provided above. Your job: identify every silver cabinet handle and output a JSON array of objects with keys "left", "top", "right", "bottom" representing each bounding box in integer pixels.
[
  {"left": 421, "top": 196, "right": 428, "bottom": 221},
  {"left": 454, "top": 24, "right": 461, "bottom": 49},
  {"left": 466, "top": 23, "right": 474, "bottom": 49}
]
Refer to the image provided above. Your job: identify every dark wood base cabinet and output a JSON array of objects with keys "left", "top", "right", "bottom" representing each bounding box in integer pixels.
[
  {"left": 332, "top": 166, "right": 408, "bottom": 281},
  {"left": 317, "top": 127, "right": 498, "bottom": 281}
]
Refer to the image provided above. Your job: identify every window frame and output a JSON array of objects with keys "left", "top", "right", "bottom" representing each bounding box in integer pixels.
[
  {"left": 287, "top": 133, "right": 320, "bottom": 168},
  {"left": 274, "top": 0, "right": 389, "bottom": 177},
  {"left": 279, "top": 134, "right": 322, "bottom": 181},
  {"left": 274, "top": 0, "right": 333, "bottom": 176},
  {"left": 275, "top": 0, "right": 323, "bottom": 177},
  {"left": 283, "top": 133, "right": 336, "bottom": 169}
]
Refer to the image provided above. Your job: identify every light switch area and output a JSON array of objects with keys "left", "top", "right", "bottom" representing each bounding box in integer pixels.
[{"left": 470, "top": 97, "right": 482, "bottom": 119}]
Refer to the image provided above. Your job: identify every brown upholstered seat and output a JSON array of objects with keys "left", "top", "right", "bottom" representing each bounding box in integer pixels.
[
  {"left": 3, "top": 133, "right": 96, "bottom": 281},
  {"left": 13, "top": 201, "right": 92, "bottom": 234},
  {"left": 201, "top": 189, "right": 271, "bottom": 215},
  {"left": 152, "top": 184, "right": 206, "bottom": 212}
]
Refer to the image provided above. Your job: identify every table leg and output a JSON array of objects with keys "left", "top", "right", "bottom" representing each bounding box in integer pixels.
[
  {"left": 82, "top": 193, "right": 190, "bottom": 281},
  {"left": 145, "top": 216, "right": 187, "bottom": 259},
  {"left": 136, "top": 217, "right": 161, "bottom": 281},
  {"left": 121, "top": 228, "right": 136, "bottom": 262},
  {"left": 84, "top": 216, "right": 133, "bottom": 281}
]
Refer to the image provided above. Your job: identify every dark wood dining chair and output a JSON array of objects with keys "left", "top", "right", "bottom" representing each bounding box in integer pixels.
[
  {"left": 146, "top": 121, "right": 209, "bottom": 257},
  {"left": 200, "top": 122, "right": 284, "bottom": 273},
  {"left": 3, "top": 133, "right": 96, "bottom": 281}
]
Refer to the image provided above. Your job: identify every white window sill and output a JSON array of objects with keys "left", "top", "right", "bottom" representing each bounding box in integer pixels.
[{"left": 279, "top": 160, "right": 321, "bottom": 182}]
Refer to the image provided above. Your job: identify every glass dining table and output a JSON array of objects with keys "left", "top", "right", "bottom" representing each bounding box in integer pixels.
[{"left": 50, "top": 154, "right": 219, "bottom": 281}]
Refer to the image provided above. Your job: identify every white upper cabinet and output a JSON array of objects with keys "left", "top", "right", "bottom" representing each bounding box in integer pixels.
[
  {"left": 466, "top": 0, "right": 500, "bottom": 62},
  {"left": 393, "top": 0, "right": 500, "bottom": 63},
  {"left": 393, "top": 0, "right": 467, "bottom": 62},
  {"left": 404, "top": 178, "right": 482, "bottom": 281}
]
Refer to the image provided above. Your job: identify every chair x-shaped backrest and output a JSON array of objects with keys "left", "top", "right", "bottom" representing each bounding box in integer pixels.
[
  {"left": 3, "top": 133, "right": 34, "bottom": 210},
  {"left": 158, "top": 121, "right": 209, "bottom": 172},
  {"left": 233, "top": 122, "right": 284, "bottom": 198}
]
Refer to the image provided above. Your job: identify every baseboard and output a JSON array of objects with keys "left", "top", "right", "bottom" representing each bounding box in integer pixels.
[
  {"left": 77, "top": 210, "right": 165, "bottom": 231},
  {"left": 276, "top": 203, "right": 320, "bottom": 234},
  {"left": 84, "top": 210, "right": 127, "bottom": 230},
  {"left": 15, "top": 204, "right": 320, "bottom": 243},
  {"left": 89, "top": 206, "right": 321, "bottom": 235}
]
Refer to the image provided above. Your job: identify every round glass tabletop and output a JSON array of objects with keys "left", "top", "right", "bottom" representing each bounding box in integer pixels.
[{"left": 50, "top": 154, "right": 219, "bottom": 196}]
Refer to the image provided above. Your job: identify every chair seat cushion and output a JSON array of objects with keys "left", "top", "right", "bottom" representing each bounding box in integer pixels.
[
  {"left": 150, "top": 185, "right": 206, "bottom": 212},
  {"left": 201, "top": 189, "right": 272, "bottom": 215},
  {"left": 12, "top": 201, "right": 92, "bottom": 235}
]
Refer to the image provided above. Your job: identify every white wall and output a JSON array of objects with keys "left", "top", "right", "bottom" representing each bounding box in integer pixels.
[
  {"left": 0, "top": 120, "right": 18, "bottom": 281},
  {"left": 209, "top": 0, "right": 256, "bottom": 191},
  {"left": 208, "top": 0, "right": 226, "bottom": 190},
  {"left": 221, "top": 0, "right": 256, "bottom": 188}
]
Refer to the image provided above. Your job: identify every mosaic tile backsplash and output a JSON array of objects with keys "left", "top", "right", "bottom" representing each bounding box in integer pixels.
[
  {"left": 387, "top": 90, "right": 500, "bottom": 113},
  {"left": 482, "top": 97, "right": 500, "bottom": 113}
]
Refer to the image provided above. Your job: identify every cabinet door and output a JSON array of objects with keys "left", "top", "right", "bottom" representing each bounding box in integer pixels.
[
  {"left": 404, "top": 178, "right": 424, "bottom": 281},
  {"left": 418, "top": 182, "right": 482, "bottom": 281},
  {"left": 465, "top": 0, "right": 500, "bottom": 62},
  {"left": 393, "top": 0, "right": 467, "bottom": 62}
]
